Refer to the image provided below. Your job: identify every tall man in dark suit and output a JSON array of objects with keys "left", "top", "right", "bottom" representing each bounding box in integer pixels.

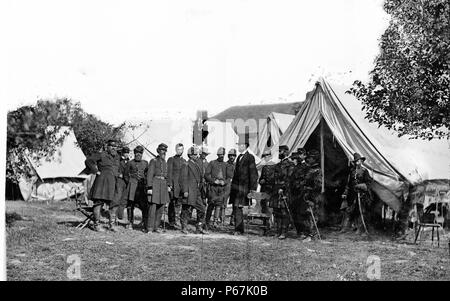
[{"left": 229, "top": 136, "right": 258, "bottom": 235}]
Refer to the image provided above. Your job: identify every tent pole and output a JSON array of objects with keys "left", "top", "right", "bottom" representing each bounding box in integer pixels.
[{"left": 320, "top": 118, "right": 325, "bottom": 193}]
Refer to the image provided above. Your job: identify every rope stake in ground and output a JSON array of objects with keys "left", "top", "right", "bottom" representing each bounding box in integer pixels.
[{"left": 308, "top": 205, "right": 321, "bottom": 241}]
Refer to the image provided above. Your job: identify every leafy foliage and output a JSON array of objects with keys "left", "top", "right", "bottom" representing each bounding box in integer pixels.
[
  {"left": 7, "top": 98, "right": 124, "bottom": 182},
  {"left": 349, "top": 0, "right": 450, "bottom": 139}
]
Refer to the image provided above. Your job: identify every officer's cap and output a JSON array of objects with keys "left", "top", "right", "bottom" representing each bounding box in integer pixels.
[
  {"left": 201, "top": 146, "right": 210, "bottom": 154},
  {"left": 157, "top": 143, "right": 168, "bottom": 152},
  {"left": 134, "top": 145, "right": 144, "bottom": 154},
  {"left": 228, "top": 148, "right": 237, "bottom": 156},
  {"left": 217, "top": 147, "right": 225, "bottom": 155},
  {"left": 187, "top": 146, "right": 198, "bottom": 156}
]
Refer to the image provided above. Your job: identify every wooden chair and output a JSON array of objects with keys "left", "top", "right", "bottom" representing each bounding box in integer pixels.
[
  {"left": 73, "top": 187, "right": 95, "bottom": 230},
  {"left": 246, "top": 191, "right": 272, "bottom": 235},
  {"left": 414, "top": 190, "right": 447, "bottom": 247}
]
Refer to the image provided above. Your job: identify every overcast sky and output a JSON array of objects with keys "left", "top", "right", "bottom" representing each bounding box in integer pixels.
[{"left": 1, "top": 0, "right": 389, "bottom": 125}]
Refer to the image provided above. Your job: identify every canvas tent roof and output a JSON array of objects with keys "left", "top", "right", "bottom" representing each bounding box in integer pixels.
[
  {"left": 122, "top": 119, "right": 194, "bottom": 161},
  {"left": 256, "top": 112, "right": 295, "bottom": 158},
  {"left": 18, "top": 126, "right": 89, "bottom": 201},
  {"left": 279, "top": 77, "right": 450, "bottom": 211}
]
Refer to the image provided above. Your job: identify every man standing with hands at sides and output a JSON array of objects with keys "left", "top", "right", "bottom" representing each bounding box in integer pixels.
[
  {"left": 115, "top": 146, "right": 130, "bottom": 224},
  {"left": 123, "top": 145, "right": 148, "bottom": 230},
  {"left": 205, "top": 147, "right": 233, "bottom": 230},
  {"left": 145, "top": 143, "right": 170, "bottom": 233},
  {"left": 180, "top": 147, "right": 208, "bottom": 234},
  {"left": 167, "top": 143, "right": 186, "bottom": 230},
  {"left": 229, "top": 135, "right": 258, "bottom": 235},
  {"left": 225, "top": 149, "right": 237, "bottom": 226},
  {"left": 85, "top": 139, "right": 121, "bottom": 232}
]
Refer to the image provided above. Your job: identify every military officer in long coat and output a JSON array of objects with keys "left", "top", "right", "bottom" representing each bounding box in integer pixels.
[
  {"left": 123, "top": 145, "right": 148, "bottom": 229},
  {"left": 229, "top": 135, "right": 258, "bottom": 235},
  {"left": 205, "top": 147, "right": 233, "bottom": 229},
  {"left": 115, "top": 146, "right": 130, "bottom": 223},
  {"left": 270, "top": 145, "right": 295, "bottom": 239},
  {"left": 180, "top": 147, "right": 208, "bottom": 234},
  {"left": 225, "top": 148, "right": 237, "bottom": 225},
  {"left": 341, "top": 152, "right": 373, "bottom": 237},
  {"left": 196, "top": 146, "right": 210, "bottom": 206},
  {"left": 289, "top": 148, "right": 308, "bottom": 236},
  {"left": 301, "top": 149, "right": 323, "bottom": 239},
  {"left": 167, "top": 143, "right": 186, "bottom": 229},
  {"left": 84, "top": 139, "right": 121, "bottom": 232},
  {"left": 145, "top": 143, "right": 170, "bottom": 233}
]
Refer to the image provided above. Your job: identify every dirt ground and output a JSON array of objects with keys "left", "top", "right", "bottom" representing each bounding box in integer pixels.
[{"left": 5, "top": 200, "right": 450, "bottom": 281}]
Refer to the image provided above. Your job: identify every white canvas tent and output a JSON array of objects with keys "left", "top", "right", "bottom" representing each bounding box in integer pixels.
[
  {"left": 279, "top": 77, "right": 450, "bottom": 212},
  {"left": 256, "top": 112, "right": 295, "bottom": 160},
  {"left": 17, "top": 127, "right": 89, "bottom": 201},
  {"left": 122, "top": 118, "right": 194, "bottom": 161}
]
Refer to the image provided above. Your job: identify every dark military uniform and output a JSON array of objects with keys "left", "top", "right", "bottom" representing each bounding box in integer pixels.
[
  {"left": 124, "top": 158, "right": 148, "bottom": 226},
  {"left": 146, "top": 145, "right": 170, "bottom": 232},
  {"left": 167, "top": 154, "right": 187, "bottom": 228},
  {"left": 196, "top": 157, "right": 209, "bottom": 203},
  {"left": 205, "top": 158, "right": 233, "bottom": 227},
  {"left": 301, "top": 160, "right": 323, "bottom": 237},
  {"left": 342, "top": 163, "right": 372, "bottom": 234},
  {"left": 115, "top": 153, "right": 129, "bottom": 220},
  {"left": 86, "top": 151, "right": 120, "bottom": 202},
  {"left": 181, "top": 155, "right": 207, "bottom": 233},
  {"left": 270, "top": 157, "right": 295, "bottom": 237},
  {"left": 289, "top": 159, "right": 309, "bottom": 234},
  {"left": 258, "top": 162, "right": 276, "bottom": 229}
]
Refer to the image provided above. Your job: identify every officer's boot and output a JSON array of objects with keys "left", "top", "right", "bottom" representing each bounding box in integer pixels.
[
  {"left": 92, "top": 204, "right": 105, "bottom": 232},
  {"left": 126, "top": 207, "right": 134, "bottom": 229},
  {"left": 108, "top": 209, "right": 117, "bottom": 232},
  {"left": 340, "top": 212, "right": 351, "bottom": 233}
]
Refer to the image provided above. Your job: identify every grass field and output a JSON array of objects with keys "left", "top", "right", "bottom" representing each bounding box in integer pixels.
[{"left": 5, "top": 200, "right": 450, "bottom": 281}]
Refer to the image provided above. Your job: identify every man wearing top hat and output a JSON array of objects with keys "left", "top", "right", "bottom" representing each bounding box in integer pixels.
[
  {"left": 115, "top": 146, "right": 130, "bottom": 223},
  {"left": 145, "top": 143, "right": 170, "bottom": 233},
  {"left": 84, "top": 139, "right": 121, "bottom": 232},
  {"left": 204, "top": 147, "right": 234, "bottom": 230},
  {"left": 340, "top": 152, "right": 373, "bottom": 236},
  {"left": 123, "top": 145, "right": 148, "bottom": 229},
  {"left": 270, "top": 145, "right": 295, "bottom": 239},
  {"left": 167, "top": 143, "right": 186, "bottom": 230},
  {"left": 180, "top": 146, "right": 208, "bottom": 234},
  {"left": 229, "top": 134, "right": 258, "bottom": 235}
]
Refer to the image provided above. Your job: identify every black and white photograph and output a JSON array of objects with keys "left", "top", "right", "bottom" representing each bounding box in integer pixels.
[{"left": 1, "top": 0, "right": 449, "bottom": 286}]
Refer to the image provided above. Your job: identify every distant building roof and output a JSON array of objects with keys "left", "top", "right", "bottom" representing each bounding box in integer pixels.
[
  {"left": 210, "top": 101, "right": 302, "bottom": 122},
  {"left": 210, "top": 90, "right": 313, "bottom": 122}
]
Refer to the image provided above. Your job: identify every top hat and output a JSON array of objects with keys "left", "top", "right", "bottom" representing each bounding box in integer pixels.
[
  {"left": 237, "top": 133, "right": 250, "bottom": 145},
  {"left": 352, "top": 152, "right": 366, "bottom": 162}
]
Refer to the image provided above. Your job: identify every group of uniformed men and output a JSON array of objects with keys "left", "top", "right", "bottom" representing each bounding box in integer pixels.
[{"left": 85, "top": 138, "right": 372, "bottom": 239}]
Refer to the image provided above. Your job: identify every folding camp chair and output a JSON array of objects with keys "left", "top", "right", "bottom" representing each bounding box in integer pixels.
[
  {"left": 246, "top": 191, "right": 272, "bottom": 235},
  {"left": 74, "top": 188, "right": 95, "bottom": 230},
  {"left": 414, "top": 190, "right": 447, "bottom": 247}
]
